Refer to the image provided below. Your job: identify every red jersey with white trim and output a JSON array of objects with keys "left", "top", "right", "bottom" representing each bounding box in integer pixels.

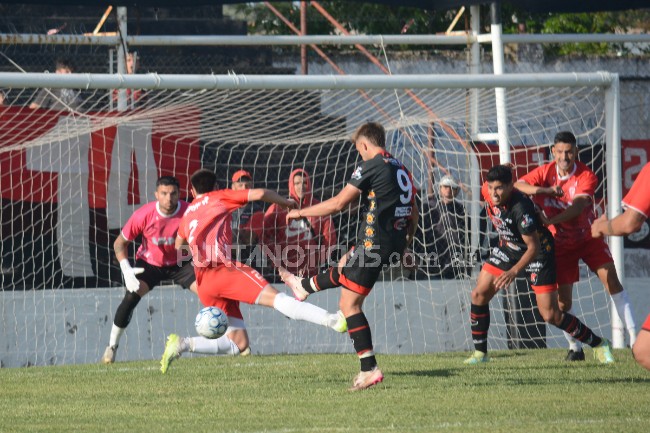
[
  {"left": 623, "top": 162, "right": 650, "bottom": 218},
  {"left": 177, "top": 189, "right": 249, "bottom": 267},
  {"left": 121, "top": 200, "right": 189, "bottom": 267},
  {"left": 519, "top": 161, "right": 597, "bottom": 247}
]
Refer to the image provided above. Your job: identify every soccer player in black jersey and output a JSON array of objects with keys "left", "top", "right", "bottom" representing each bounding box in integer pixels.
[
  {"left": 279, "top": 122, "right": 419, "bottom": 390},
  {"left": 465, "top": 164, "right": 614, "bottom": 364}
]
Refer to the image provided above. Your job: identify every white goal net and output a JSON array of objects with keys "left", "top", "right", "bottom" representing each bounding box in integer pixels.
[{"left": 0, "top": 73, "right": 621, "bottom": 366}]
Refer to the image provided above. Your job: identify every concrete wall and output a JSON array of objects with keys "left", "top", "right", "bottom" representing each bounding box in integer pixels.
[{"left": 2, "top": 277, "right": 647, "bottom": 368}]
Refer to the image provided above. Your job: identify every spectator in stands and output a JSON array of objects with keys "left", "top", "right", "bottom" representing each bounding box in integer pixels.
[
  {"left": 112, "top": 52, "right": 143, "bottom": 108},
  {"left": 230, "top": 169, "right": 265, "bottom": 264},
  {"left": 0, "top": 89, "right": 6, "bottom": 106},
  {"left": 264, "top": 169, "right": 337, "bottom": 278},
  {"left": 29, "top": 58, "right": 80, "bottom": 110},
  {"left": 418, "top": 174, "right": 469, "bottom": 279}
]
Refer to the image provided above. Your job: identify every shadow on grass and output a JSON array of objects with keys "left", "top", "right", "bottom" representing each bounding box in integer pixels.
[{"left": 391, "top": 368, "right": 457, "bottom": 378}]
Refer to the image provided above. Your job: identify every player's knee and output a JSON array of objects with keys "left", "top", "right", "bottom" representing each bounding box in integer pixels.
[
  {"left": 557, "top": 298, "right": 571, "bottom": 313},
  {"left": 470, "top": 289, "right": 488, "bottom": 305},
  {"left": 539, "top": 307, "right": 561, "bottom": 325}
]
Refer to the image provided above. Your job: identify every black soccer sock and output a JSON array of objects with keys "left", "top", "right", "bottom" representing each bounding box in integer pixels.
[
  {"left": 301, "top": 267, "right": 341, "bottom": 294},
  {"left": 113, "top": 291, "right": 141, "bottom": 328},
  {"left": 470, "top": 303, "right": 490, "bottom": 353},
  {"left": 557, "top": 313, "right": 602, "bottom": 347},
  {"left": 347, "top": 312, "right": 377, "bottom": 372}
]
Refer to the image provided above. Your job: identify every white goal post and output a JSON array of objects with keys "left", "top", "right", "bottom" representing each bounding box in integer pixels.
[{"left": 0, "top": 72, "right": 625, "bottom": 367}]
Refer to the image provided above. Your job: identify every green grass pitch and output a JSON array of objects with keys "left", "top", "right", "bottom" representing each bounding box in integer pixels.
[{"left": 1, "top": 349, "right": 649, "bottom": 433}]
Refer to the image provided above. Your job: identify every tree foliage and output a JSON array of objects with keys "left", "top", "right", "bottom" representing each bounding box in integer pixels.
[{"left": 232, "top": 2, "right": 650, "bottom": 56}]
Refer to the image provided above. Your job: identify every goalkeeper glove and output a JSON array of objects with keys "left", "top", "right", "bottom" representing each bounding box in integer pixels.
[{"left": 119, "top": 259, "right": 144, "bottom": 293}]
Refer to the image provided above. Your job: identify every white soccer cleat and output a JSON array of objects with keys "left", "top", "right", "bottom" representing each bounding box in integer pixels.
[
  {"left": 101, "top": 345, "right": 117, "bottom": 364},
  {"left": 240, "top": 347, "right": 252, "bottom": 356},
  {"left": 349, "top": 367, "right": 384, "bottom": 391},
  {"left": 278, "top": 267, "right": 309, "bottom": 301}
]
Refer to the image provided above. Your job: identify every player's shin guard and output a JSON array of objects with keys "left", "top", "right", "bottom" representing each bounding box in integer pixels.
[
  {"left": 470, "top": 304, "right": 490, "bottom": 353},
  {"left": 557, "top": 312, "right": 602, "bottom": 347},
  {"left": 301, "top": 267, "right": 341, "bottom": 294},
  {"left": 346, "top": 312, "right": 377, "bottom": 372},
  {"left": 114, "top": 291, "right": 141, "bottom": 328}
]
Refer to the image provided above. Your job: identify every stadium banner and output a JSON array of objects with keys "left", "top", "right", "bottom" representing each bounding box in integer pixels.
[{"left": 0, "top": 107, "right": 201, "bottom": 290}]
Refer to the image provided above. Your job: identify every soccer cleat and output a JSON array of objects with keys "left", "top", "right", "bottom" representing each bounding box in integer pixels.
[
  {"left": 240, "top": 347, "right": 252, "bottom": 356},
  {"left": 349, "top": 367, "right": 384, "bottom": 391},
  {"left": 278, "top": 266, "right": 309, "bottom": 301},
  {"left": 331, "top": 310, "right": 348, "bottom": 333},
  {"left": 160, "top": 334, "right": 182, "bottom": 374},
  {"left": 565, "top": 349, "right": 585, "bottom": 361},
  {"left": 463, "top": 350, "right": 490, "bottom": 365},
  {"left": 593, "top": 339, "right": 615, "bottom": 364},
  {"left": 101, "top": 345, "right": 117, "bottom": 364}
]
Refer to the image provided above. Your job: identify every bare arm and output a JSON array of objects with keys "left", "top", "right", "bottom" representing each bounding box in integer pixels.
[
  {"left": 291, "top": 184, "right": 362, "bottom": 219},
  {"left": 514, "top": 181, "right": 562, "bottom": 197},
  {"left": 493, "top": 232, "right": 540, "bottom": 290},
  {"left": 113, "top": 234, "right": 131, "bottom": 262},
  {"left": 592, "top": 210, "right": 647, "bottom": 238},
  {"left": 406, "top": 202, "right": 419, "bottom": 246},
  {"left": 545, "top": 195, "right": 590, "bottom": 226},
  {"left": 248, "top": 188, "right": 296, "bottom": 209}
]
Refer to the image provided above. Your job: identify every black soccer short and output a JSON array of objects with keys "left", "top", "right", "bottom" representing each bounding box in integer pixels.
[
  {"left": 339, "top": 238, "right": 406, "bottom": 296},
  {"left": 483, "top": 245, "right": 557, "bottom": 294},
  {"left": 135, "top": 259, "right": 196, "bottom": 290}
]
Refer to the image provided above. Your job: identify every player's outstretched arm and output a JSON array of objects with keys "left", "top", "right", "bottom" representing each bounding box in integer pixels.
[
  {"left": 249, "top": 188, "right": 297, "bottom": 209},
  {"left": 287, "top": 184, "right": 361, "bottom": 222},
  {"left": 514, "top": 181, "right": 563, "bottom": 197},
  {"left": 592, "top": 210, "right": 646, "bottom": 238}
]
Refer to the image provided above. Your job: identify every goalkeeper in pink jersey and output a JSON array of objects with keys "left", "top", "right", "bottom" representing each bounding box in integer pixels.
[
  {"left": 101, "top": 176, "right": 197, "bottom": 364},
  {"left": 516, "top": 131, "right": 636, "bottom": 360},
  {"left": 592, "top": 162, "right": 650, "bottom": 371}
]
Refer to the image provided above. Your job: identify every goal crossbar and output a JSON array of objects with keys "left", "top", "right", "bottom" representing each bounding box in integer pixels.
[{"left": 0, "top": 72, "right": 617, "bottom": 90}]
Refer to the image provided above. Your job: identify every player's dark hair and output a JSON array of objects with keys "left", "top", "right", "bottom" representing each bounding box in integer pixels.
[
  {"left": 554, "top": 131, "right": 577, "bottom": 146},
  {"left": 353, "top": 122, "right": 386, "bottom": 148},
  {"left": 486, "top": 165, "right": 513, "bottom": 184},
  {"left": 191, "top": 169, "right": 218, "bottom": 194},
  {"left": 156, "top": 176, "right": 180, "bottom": 189},
  {"left": 55, "top": 57, "right": 74, "bottom": 72}
]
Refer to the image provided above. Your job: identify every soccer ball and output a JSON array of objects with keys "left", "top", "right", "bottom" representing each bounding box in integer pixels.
[{"left": 195, "top": 306, "right": 228, "bottom": 339}]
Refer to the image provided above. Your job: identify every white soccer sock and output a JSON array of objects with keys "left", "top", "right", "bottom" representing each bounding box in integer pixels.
[
  {"left": 273, "top": 292, "right": 331, "bottom": 328},
  {"left": 109, "top": 325, "right": 125, "bottom": 347},
  {"left": 563, "top": 309, "right": 582, "bottom": 351},
  {"left": 189, "top": 335, "right": 240, "bottom": 355},
  {"left": 611, "top": 291, "right": 637, "bottom": 346}
]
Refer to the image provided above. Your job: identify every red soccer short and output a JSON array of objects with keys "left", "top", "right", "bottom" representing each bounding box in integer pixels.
[
  {"left": 555, "top": 236, "right": 613, "bottom": 285},
  {"left": 194, "top": 261, "right": 270, "bottom": 320}
]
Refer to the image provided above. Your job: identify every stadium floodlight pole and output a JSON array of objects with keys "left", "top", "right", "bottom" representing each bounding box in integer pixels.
[
  {"left": 490, "top": 2, "right": 510, "bottom": 164},
  {"left": 116, "top": 6, "right": 128, "bottom": 112},
  {"left": 605, "top": 74, "right": 625, "bottom": 349}
]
